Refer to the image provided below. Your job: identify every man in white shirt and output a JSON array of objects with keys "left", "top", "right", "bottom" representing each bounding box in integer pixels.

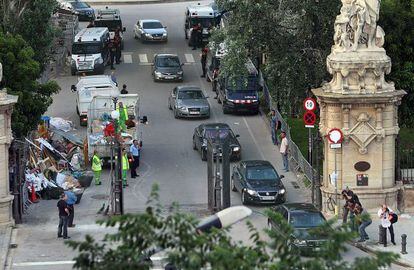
[
  {"left": 378, "top": 204, "right": 396, "bottom": 245},
  {"left": 280, "top": 132, "right": 289, "bottom": 172}
]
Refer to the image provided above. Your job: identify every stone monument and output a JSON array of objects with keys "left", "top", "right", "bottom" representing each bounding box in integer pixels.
[
  {"left": 312, "top": 0, "right": 406, "bottom": 211},
  {"left": 0, "top": 63, "right": 18, "bottom": 226}
]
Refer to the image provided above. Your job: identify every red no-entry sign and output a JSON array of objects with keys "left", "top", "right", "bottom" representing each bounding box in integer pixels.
[{"left": 303, "top": 111, "right": 316, "bottom": 127}]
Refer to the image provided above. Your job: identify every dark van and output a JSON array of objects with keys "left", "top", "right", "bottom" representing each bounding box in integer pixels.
[{"left": 216, "top": 60, "right": 260, "bottom": 114}]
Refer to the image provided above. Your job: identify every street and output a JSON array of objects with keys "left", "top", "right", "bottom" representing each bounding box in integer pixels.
[{"left": 7, "top": 1, "right": 406, "bottom": 269}]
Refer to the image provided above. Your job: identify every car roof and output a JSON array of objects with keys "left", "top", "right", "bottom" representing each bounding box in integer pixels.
[
  {"left": 241, "top": 160, "right": 273, "bottom": 168},
  {"left": 282, "top": 203, "right": 321, "bottom": 213},
  {"left": 141, "top": 19, "right": 162, "bottom": 23},
  {"left": 187, "top": 4, "right": 215, "bottom": 17},
  {"left": 74, "top": 27, "right": 108, "bottom": 42},
  {"left": 155, "top": 54, "right": 178, "bottom": 58},
  {"left": 176, "top": 85, "right": 201, "bottom": 91},
  {"left": 200, "top": 123, "right": 230, "bottom": 129}
]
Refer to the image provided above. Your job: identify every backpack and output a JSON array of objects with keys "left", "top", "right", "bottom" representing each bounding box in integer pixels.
[{"left": 389, "top": 213, "right": 398, "bottom": 224}]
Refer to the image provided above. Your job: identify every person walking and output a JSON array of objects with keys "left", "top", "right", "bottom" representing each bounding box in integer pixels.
[
  {"left": 378, "top": 204, "right": 396, "bottom": 245},
  {"left": 114, "top": 29, "right": 122, "bottom": 64},
  {"left": 129, "top": 139, "right": 141, "bottom": 178},
  {"left": 121, "top": 149, "right": 129, "bottom": 187},
  {"left": 64, "top": 190, "right": 77, "bottom": 228},
  {"left": 92, "top": 150, "right": 103, "bottom": 185},
  {"left": 108, "top": 40, "right": 116, "bottom": 70},
  {"left": 354, "top": 204, "right": 372, "bottom": 242},
  {"left": 200, "top": 47, "right": 208, "bottom": 78},
  {"left": 280, "top": 131, "right": 289, "bottom": 172},
  {"left": 57, "top": 193, "right": 70, "bottom": 239},
  {"left": 120, "top": 84, "right": 128, "bottom": 94},
  {"left": 269, "top": 109, "right": 279, "bottom": 145}
]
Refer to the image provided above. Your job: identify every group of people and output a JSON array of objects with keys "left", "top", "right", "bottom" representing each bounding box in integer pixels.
[{"left": 342, "top": 187, "right": 398, "bottom": 244}]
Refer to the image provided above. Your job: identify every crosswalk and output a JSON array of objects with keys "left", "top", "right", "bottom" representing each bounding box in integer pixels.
[{"left": 121, "top": 52, "right": 200, "bottom": 65}]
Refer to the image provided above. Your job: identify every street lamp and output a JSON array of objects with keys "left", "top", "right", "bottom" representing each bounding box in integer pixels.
[{"left": 110, "top": 105, "right": 124, "bottom": 215}]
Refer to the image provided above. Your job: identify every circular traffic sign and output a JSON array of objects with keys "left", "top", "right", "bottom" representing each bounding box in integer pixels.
[
  {"left": 328, "top": 128, "right": 343, "bottom": 144},
  {"left": 303, "top": 111, "right": 316, "bottom": 126},
  {"left": 303, "top": 97, "right": 317, "bottom": 111}
]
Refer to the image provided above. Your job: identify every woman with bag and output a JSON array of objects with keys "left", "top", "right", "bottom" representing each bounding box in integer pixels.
[{"left": 378, "top": 204, "right": 397, "bottom": 245}]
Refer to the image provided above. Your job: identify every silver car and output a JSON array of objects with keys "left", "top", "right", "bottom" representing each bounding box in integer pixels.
[
  {"left": 168, "top": 86, "right": 210, "bottom": 119},
  {"left": 134, "top": 19, "right": 167, "bottom": 42}
]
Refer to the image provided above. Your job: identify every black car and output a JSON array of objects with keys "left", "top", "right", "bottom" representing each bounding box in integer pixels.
[
  {"left": 232, "top": 160, "right": 286, "bottom": 205},
  {"left": 192, "top": 123, "right": 241, "bottom": 161},
  {"left": 268, "top": 203, "right": 330, "bottom": 255},
  {"left": 69, "top": 1, "right": 95, "bottom": 21},
  {"left": 152, "top": 54, "right": 184, "bottom": 82}
]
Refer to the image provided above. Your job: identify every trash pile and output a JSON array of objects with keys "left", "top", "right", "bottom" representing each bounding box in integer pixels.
[
  {"left": 88, "top": 113, "right": 135, "bottom": 146},
  {"left": 24, "top": 119, "right": 93, "bottom": 204}
]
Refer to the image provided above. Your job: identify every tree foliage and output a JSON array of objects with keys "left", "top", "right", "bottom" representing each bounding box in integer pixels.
[
  {"left": 67, "top": 185, "right": 398, "bottom": 270},
  {"left": 211, "top": 0, "right": 341, "bottom": 115},
  {"left": 0, "top": 32, "right": 59, "bottom": 138},
  {"left": 379, "top": 0, "right": 414, "bottom": 127}
]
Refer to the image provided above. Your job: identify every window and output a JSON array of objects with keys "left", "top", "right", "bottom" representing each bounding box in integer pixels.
[
  {"left": 190, "top": 18, "right": 215, "bottom": 28},
  {"left": 94, "top": 20, "right": 122, "bottom": 31},
  {"left": 72, "top": 42, "right": 102, "bottom": 54},
  {"left": 177, "top": 90, "right": 204, "bottom": 100},
  {"left": 246, "top": 167, "right": 278, "bottom": 180},
  {"left": 289, "top": 212, "right": 325, "bottom": 228},
  {"left": 204, "top": 128, "right": 232, "bottom": 140},
  {"left": 156, "top": 57, "right": 180, "bottom": 67},
  {"left": 226, "top": 75, "right": 258, "bottom": 92},
  {"left": 143, "top": 21, "right": 163, "bottom": 29},
  {"left": 70, "top": 1, "right": 89, "bottom": 8}
]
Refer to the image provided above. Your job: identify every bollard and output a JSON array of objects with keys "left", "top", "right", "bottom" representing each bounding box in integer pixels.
[
  {"left": 401, "top": 234, "right": 408, "bottom": 254},
  {"left": 378, "top": 225, "right": 387, "bottom": 247}
]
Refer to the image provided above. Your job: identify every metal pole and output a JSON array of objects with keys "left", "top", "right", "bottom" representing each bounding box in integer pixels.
[
  {"left": 222, "top": 136, "right": 231, "bottom": 209},
  {"left": 315, "top": 133, "right": 322, "bottom": 210},
  {"left": 308, "top": 128, "right": 312, "bottom": 164},
  {"left": 207, "top": 139, "right": 214, "bottom": 211},
  {"left": 117, "top": 141, "right": 124, "bottom": 215},
  {"left": 335, "top": 148, "right": 338, "bottom": 216}
]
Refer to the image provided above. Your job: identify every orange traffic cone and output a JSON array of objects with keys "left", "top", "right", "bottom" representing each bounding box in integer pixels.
[{"left": 30, "top": 183, "right": 39, "bottom": 203}]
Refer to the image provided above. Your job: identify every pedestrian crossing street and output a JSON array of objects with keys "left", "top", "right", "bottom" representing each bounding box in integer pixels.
[{"left": 121, "top": 52, "right": 200, "bottom": 65}]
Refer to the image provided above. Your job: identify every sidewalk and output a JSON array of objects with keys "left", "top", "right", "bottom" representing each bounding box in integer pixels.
[
  {"left": 86, "top": 0, "right": 194, "bottom": 5},
  {"left": 357, "top": 213, "right": 414, "bottom": 268},
  {"left": 0, "top": 225, "right": 12, "bottom": 269}
]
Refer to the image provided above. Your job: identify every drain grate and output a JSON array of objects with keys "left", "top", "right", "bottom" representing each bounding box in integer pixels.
[
  {"left": 291, "top": 181, "right": 300, "bottom": 189},
  {"left": 91, "top": 194, "right": 109, "bottom": 200}
]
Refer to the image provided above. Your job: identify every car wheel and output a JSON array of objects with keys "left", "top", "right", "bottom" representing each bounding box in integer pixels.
[
  {"left": 192, "top": 137, "right": 197, "bottom": 150},
  {"left": 185, "top": 30, "right": 188, "bottom": 39},
  {"left": 231, "top": 178, "right": 237, "bottom": 192},
  {"left": 241, "top": 190, "right": 248, "bottom": 205},
  {"left": 168, "top": 101, "right": 172, "bottom": 110},
  {"left": 222, "top": 105, "right": 230, "bottom": 114},
  {"left": 201, "top": 149, "right": 207, "bottom": 161},
  {"left": 174, "top": 109, "right": 179, "bottom": 119}
]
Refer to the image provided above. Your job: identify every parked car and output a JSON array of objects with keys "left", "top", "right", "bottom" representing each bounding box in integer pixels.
[
  {"left": 232, "top": 160, "right": 286, "bottom": 205},
  {"left": 152, "top": 54, "right": 183, "bottom": 82},
  {"left": 268, "top": 203, "right": 330, "bottom": 255},
  {"left": 134, "top": 19, "right": 168, "bottom": 42},
  {"left": 192, "top": 123, "right": 241, "bottom": 161},
  {"left": 68, "top": 0, "right": 95, "bottom": 21},
  {"left": 168, "top": 86, "right": 210, "bottom": 119}
]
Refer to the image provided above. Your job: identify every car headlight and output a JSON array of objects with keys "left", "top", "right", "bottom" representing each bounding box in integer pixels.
[
  {"left": 279, "top": 188, "right": 286, "bottom": 194},
  {"left": 232, "top": 146, "right": 240, "bottom": 152},
  {"left": 145, "top": 33, "right": 152, "bottom": 37},
  {"left": 178, "top": 106, "right": 186, "bottom": 110},
  {"left": 163, "top": 32, "right": 167, "bottom": 36},
  {"left": 246, "top": 189, "right": 257, "bottom": 196},
  {"left": 177, "top": 71, "right": 183, "bottom": 75},
  {"left": 95, "top": 57, "right": 103, "bottom": 64},
  {"left": 154, "top": 71, "right": 162, "bottom": 76},
  {"left": 293, "top": 239, "right": 307, "bottom": 246},
  {"left": 227, "top": 99, "right": 235, "bottom": 103}
]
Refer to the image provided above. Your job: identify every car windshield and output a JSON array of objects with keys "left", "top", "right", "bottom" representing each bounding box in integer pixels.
[
  {"left": 246, "top": 167, "right": 278, "bottom": 180},
  {"left": 178, "top": 90, "right": 204, "bottom": 99},
  {"left": 72, "top": 43, "right": 102, "bottom": 54},
  {"left": 190, "top": 18, "right": 215, "bottom": 28},
  {"left": 94, "top": 20, "right": 122, "bottom": 31},
  {"left": 143, "top": 21, "right": 163, "bottom": 29},
  {"left": 156, "top": 57, "right": 180, "bottom": 67},
  {"left": 290, "top": 212, "right": 326, "bottom": 228},
  {"left": 204, "top": 128, "right": 231, "bottom": 140},
  {"left": 71, "top": 1, "right": 89, "bottom": 8},
  {"left": 226, "top": 76, "right": 258, "bottom": 92}
]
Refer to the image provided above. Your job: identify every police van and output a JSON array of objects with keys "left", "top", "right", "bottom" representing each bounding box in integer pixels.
[
  {"left": 216, "top": 59, "right": 261, "bottom": 115},
  {"left": 71, "top": 27, "right": 110, "bottom": 75},
  {"left": 94, "top": 7, "right": 126, "bottom": 49},
  {"left": 184, "top": 3, "right": 220, "bottom": 46}
]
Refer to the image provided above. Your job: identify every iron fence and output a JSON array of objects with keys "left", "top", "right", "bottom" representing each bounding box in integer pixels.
[{"left": 396, "top": 135, "right": 414, "bottom": 184}]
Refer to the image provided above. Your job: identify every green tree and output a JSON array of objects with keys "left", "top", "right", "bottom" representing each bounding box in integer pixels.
[
  {"left": 379, "top": 0, "right": 414, "bottom": 127},
  {"left": 0, "top": 32, "right": 59, "bottom": 138},
  {"left": 67, "top": 185, "right": 398, "bottom": 270},
  {"left": 212, "top": 0, "right": 340, "bottom": 115}
]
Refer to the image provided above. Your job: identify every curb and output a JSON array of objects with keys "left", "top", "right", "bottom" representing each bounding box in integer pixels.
[
  {"left": 0, "top": 226, "right": 12, "bottom": 270},
  {"left": 355, "top": 242, "right": 414, "bottom": 269},
  {"left": 85, "top": 0, "right": 194, "bottom": 5}
]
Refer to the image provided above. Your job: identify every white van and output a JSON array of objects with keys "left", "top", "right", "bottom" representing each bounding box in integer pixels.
[
  {"left": 71, "top": 27, "right": 110, "bottom": 75},
  {"left": 71, "top": 75, "right": 119, "bottom": 126},
  {"left": 95, "top": 7, "right": 126, "bottom": 49},
  {"left": 184, "top": 4, "right": 219, "bottom": 45}
]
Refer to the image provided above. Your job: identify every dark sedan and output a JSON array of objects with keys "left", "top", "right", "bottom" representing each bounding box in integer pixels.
[
  {"left": 268, "top": 203, "right": 330, "bottom": 255},
  {"left": 152, "top": 54, "right": 183, "bottom": 82},
  {"left": 192, "top": 123, "right": 241, "bottom": 161},
  {"left": 232, "top": 160, "right": 286, "bottom": 205},
  {"left": 69, "top": 1, "right": 95, "bottom": 21}
]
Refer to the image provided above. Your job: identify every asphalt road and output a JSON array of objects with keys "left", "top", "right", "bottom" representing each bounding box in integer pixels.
[{"left": 8, "top": 1, "right": 406, "bottom": 269}]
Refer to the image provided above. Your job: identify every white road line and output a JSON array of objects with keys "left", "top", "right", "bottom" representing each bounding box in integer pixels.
[
  {"left": 139, "top": 54, "right": 148, "bottom": 63},
  {"left": 243, "top": 117, "right": 265, "bottom": 160},
  {"left": 123, "top": 54, "right": 133, "bottom": 64},
  {"left": 13, "top": 261, "right": 75, "bottom": 266},
  {"left": 185, "top": 53, "right": 195, "bottom": 63}
]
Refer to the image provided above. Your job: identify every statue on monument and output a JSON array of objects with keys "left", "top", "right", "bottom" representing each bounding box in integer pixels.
[{"left": 333, "top": 0, "right": 384, "bottom": 52}]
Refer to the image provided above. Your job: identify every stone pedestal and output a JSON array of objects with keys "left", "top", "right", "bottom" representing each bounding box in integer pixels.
[
  {"left": 312, "top": 0, "right": 406, "bottom": 212},
  {"left": 0, "top": 89, "right": 18, "bottom": 226}
]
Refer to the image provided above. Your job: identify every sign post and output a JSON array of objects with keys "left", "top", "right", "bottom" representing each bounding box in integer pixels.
[
  {"left": 303, "top": 98, "right": 317, "bottom": 165},
  {"left": 327, "top": 128, "right": 343, "bottom": 216}
]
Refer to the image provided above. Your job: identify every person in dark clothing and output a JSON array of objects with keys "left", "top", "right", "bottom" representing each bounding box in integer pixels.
[
  {"left": 200, "top": 47, "right": 208, "bottom": 78},
  {"left": 57, "top": 193, "right": 70, "bottom": 239},
  {"left": 129, "top": 139, "right": 141, "bottom": 178},
  {"left": 114, "top": 29, "right": 122, "bottom": 64},
  {"left": 64, "top": 191, "right": 77, "bottom": 228},
  {"left": 108, "top": 40, "right": 116, "bottom": 70},
  {"left": 342, "top": 187, "right": 360, "bottom": 223},
  {"left": 190, "top": 24, "right": 200, "bottom": 50},
  {"left": 121, "top": 84, "right": 128, "bottom": 94}
]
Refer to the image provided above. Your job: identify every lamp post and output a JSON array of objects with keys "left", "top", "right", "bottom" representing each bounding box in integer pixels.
[{"left": 110, "top": 105, "right": 124, "bottom": 215}]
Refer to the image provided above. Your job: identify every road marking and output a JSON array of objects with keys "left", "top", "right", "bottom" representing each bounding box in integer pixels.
[
  {"left": 139, "top": 54, "right": 148, "bottom": 63},
  {"left": 123, "top": 54, "right": 133, "bottom": 64},
  {"left": 185, "top": 53, "right": 195, "bottom": 63},
  {"left": 242, "top": 117, "right": 265, "bottom": 160}
]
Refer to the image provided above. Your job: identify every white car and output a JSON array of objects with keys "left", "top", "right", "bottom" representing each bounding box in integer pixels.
[{"left": 133, "top": 19, "right": 168, "bottom": 42}]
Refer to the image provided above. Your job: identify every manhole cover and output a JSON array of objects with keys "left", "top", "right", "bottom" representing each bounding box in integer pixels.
[
  {"left": 291, "top": 182, "right": 300, "bottom": 189},
  {"left": 91, "top": 194, "right": 109, "bottom": 200}
]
